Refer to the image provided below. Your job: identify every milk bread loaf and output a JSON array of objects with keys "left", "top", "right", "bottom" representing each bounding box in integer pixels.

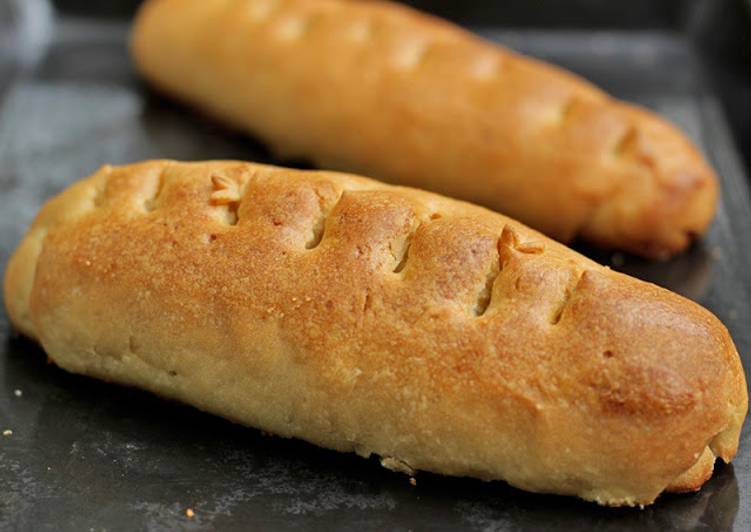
[
  {"left": 131, "top": 0, "right": 719, "bottom": 258},
  {"left": 4, "top": 160, "right": 745, "bottom": 506}
]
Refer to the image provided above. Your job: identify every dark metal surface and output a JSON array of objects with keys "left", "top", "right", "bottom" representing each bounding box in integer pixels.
[{"left": 1, "top": 12, "right": 751, "bottom": 532}]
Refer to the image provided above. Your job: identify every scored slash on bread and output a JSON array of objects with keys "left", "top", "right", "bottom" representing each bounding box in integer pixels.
[
  {"left": 209, "top": 173, "right": 244, "bottom": 205},
  {"left": 3, "top": 160, "right": 746, "bottom": 506},
  {"left": 132, "top": 0, "right": 719, "bottom": 258}
]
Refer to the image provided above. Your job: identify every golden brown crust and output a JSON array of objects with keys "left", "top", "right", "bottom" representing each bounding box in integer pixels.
[
  {"left": 131, "top": 0, "right": 719, "bottom": 258},
  {"left": 3, "top": 160, "right": 745, "bottom": 506},
  {"left": 665, "top": 447, "right": 716, "bottom": 494}
]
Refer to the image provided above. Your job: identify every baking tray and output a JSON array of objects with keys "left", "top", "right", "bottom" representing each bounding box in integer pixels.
[{"left": 2, "top": 8, "right": 751, "bottom": 532}]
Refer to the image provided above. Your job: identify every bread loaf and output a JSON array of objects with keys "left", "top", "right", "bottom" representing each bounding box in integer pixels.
[
  {"left": 4, "top": 160, "right": 745, "bottom": 506},
  {"left": 131, "top": 0, "right": 719, "bottom": 258}
]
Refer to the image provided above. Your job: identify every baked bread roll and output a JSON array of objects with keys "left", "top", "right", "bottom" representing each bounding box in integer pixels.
[
  {"left": 131, "top": 0, "right": 719, "bottom": 258},
  {"left": 4, "top": 160, "right": 745, "bottom": 506}
]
